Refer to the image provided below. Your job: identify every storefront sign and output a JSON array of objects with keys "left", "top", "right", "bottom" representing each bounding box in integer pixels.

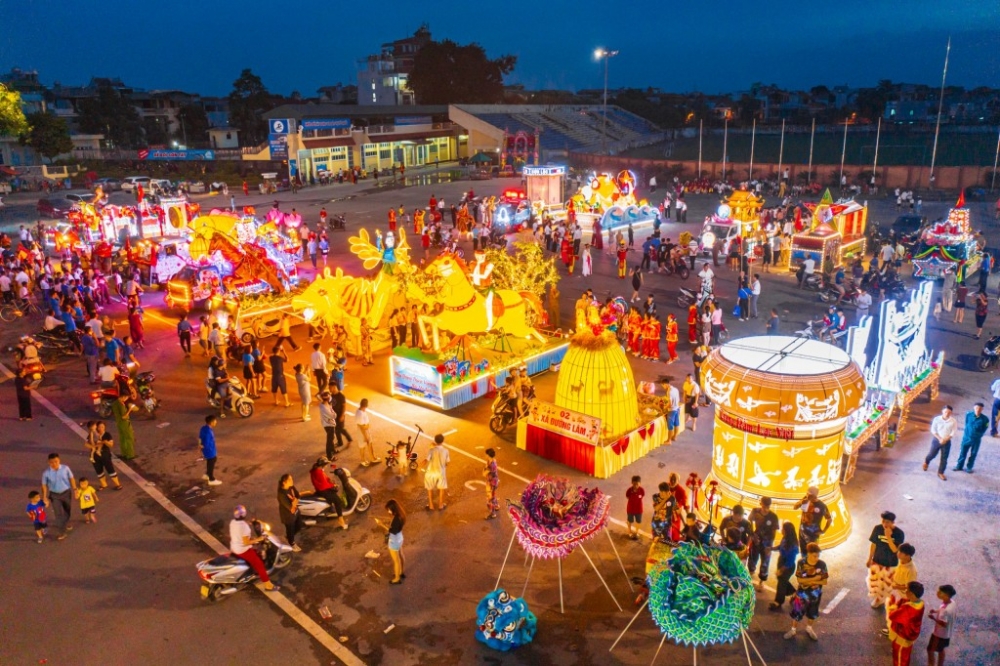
[
  {"left": 395, "top": 115, "right": 433, "bottom": 126},
  {"left": 300, "top": 118, "right": 350, "bottom": 131},
  {"left": 528, "top": 401, "right": 602, "bottom": 445},
  {"left": 269, "top": 119, "right": 293, "bottom": 135},
  {"left": 268, "top": 134, "right": 289, "bottom": 160},
  {"left": 522, "top": 165, "right": 566, "bottom": 177},
  {"left": 718, "top": 411, "right": 794, "bottom": 439},
  {"left": 390, "top": 357, "right": 443, "bottom": 407},
  {"left": 141, "top": 149, "right": 215, "bottom": 161}
]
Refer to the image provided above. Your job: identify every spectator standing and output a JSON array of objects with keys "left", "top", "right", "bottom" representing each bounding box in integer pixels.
[
  {"left": 887, "top": 581, "right": 926, "bottom": 666},
  {"left": 26, "top": 490, "right": 48, "bottom": 543},
  {"left": 15, "top": 367, "right": 33, "bottom": 420},
  {"left": 954, "top": 402, "right": 989, "bottom": 473},
  {"left": 923, "top": 405, "right": 957, "bottom": 481},
  {"left": 111, "top": 392, "right": 138, "bottom": 460},
  {"left": 310, "top": 343, "right": 328, "bottom": 393},
  {"left": 200, "top": 415, "right": 223, "bottom": 486},
  {"left": 319, "top": 392, "right": 338, "bottom": 460},
  {"left": 884, "top": 543, "right": 919, "bottom": 635},
  {"left": 483, "top": 448, "right": 500, "bottom": 520},
  {"left": 989, "top": 378, "right": 1000, "bottom": 437},
  {"left": 276, "top": 474, "right": 304, "bottom": 553},
  {"left": 294, "top": 364, "right": 311, "bottom": 422},
  {"left": 330, "top": 385, "right": 352, "bottom": 451},
  {"left": 270, "top": 344, "right": 291, "bottom": 407},
  {"left": 625, "top": 475, "right": 644, "bottom": 540},
  {"left": 748, "top": 497, "right": 779, "bottom": 587},
  {"left": 784, "top": 543, "right": 829, "bottom": 641},
  {"left": 41, "top": 453, "right": 77, "bottom": 540},
  {"left": 769, "top": 522, "right": 799, "bottom": 611},
  {"left": 682, "top": 374, "right": 701, "bottom": 432},
  {"left": 424, "top": 434, "right": 450, "bottom": 510},
  {"left": 792, "top": 486, "right": 830, "bottom": 553},
  {"left": 866, "top": 511, "right": 905, "bottom": 608},
  {"left": 376, "top": 499, "right": 406, "bottom": 584},
  {"left": 355, "top": 398, "right": 376, "bottom": 466},
  {"left": 952, "top": 282, "right": 968, "bottom": 323},
  {"left": 974, "top": 290, "right": 988, "bottom": 339},
  {"left": 749, "top": 274, "right": 761, "bottom": 319},
  {"left": 926, "top": 584, "right": 957, "bottom": 666},
  {"left": 766, "top": 308, "right": 780, "bottom": 335},
  {"left": 176, "top": 315, "right": 192, "bottom": 356}
]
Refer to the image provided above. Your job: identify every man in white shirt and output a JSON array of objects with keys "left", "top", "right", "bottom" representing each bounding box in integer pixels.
[
  {"left": 802, "top": 257, "right": 816, "bottom": 277},
  {"left": 0, "top": 271, "right": 11, "bottom": 303},
  {"left": 750, "top": 274, "right": 762, "bottom": 319},
  {"left": 86, "top": 314, "right": 103, "bottom": 340},
  {"left": 856, "top": 287, "right": 873, "bottom": 321},
  {"left": 44, "top": 310, "right": 65, "bottom": 331},
  {"left": 310, "top": 342, "right": 328, "bottom": 393},
  {"left": 923, "top": 406, "right": 957, "bottom": 480},
  {"left": 880, "top": 242, "right": 895, "bottom": 268}
]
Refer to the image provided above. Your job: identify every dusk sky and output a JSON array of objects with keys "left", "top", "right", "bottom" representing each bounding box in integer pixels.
[{"left": 2, "top": 0, "right": 998, "bottom": 96}]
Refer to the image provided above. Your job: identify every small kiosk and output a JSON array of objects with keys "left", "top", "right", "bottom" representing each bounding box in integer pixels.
[{"left": 523, "top": 165, "right": 565, "bottom": 207}]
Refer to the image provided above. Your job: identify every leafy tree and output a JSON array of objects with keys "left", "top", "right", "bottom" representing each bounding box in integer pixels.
[
  {"left": 21, "top": 112, "right": 73, "bottom": 162},
  {"left": 0, "top": 83, "right": 29, "bottom": 137},
  {"left": 143, "top": 117, "right": 171, "bottom": 146},
  {"left": 408, "top": 40, "right": 515, "bottom": 104},
  {"left": 228, "top": 69, "right": 270, "bottom": 146},
  {"left": 484, "top": 241, "right": 558, "bottom": 296},
  {"left": 177, "top": 103, "right": 210, "bottom": 146},
  {"left": 77, "top": 84, "right": 144, "bottom": 148}
]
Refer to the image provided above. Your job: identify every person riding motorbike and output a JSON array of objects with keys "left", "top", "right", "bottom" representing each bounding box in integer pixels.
[
  {"left": 229, "top": 505, "right": 280, "bottom": 592},
  {"left": 819, "top": 306, "right": 846, "bottom": 343},
  {"left": 208, "top": 356, "right": 232, "bottom": 411},
  {"left": 18, "top": 336, "right": 44, "bottom": 371},
  {"left": 497, "top": 375, "right": 521, "bottom": 419},
  {"left": 307, "top": 458, "right": 348, "bottom": 530}
]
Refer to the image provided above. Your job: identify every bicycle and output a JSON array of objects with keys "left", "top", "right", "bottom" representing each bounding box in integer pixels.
[{"left": 0, "top": 300, "right": 41, "bottom": 322}]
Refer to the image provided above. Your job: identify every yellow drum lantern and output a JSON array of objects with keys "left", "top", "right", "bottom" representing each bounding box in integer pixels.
[{"left": 699, "top": 336, "right": 865, "bottom": 548}]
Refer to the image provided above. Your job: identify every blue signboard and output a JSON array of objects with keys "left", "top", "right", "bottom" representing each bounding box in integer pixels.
[
  {"left": 269, "top": 118, "right": 293, "bottom": 135},
  {"left": 390, "top": 357, "right": 444, "bottom": 407},
  {"left": 269, "top": 134, "right": 289, "bottom": 159},
  {"left": 395, "top": 116, "right": 433, "bottom": 126},
  {"left": 300, "top": 117, "right": 350, "bottom": 131},
  {"left": 142, "top": 149, "right": 216, "bottom": 161}
]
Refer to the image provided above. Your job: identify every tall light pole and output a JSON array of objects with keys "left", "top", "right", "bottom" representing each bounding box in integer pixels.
[{"left": 595, "top": 47, "right": 619, "bottom": 155}]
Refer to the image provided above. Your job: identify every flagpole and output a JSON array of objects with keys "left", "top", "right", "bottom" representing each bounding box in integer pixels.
[
  {"left": 749, "top": 118, "right": 756, "bottom": 182},
  {"left": 698, "top": 119, "right": 703, "bottom": 178},
  {"left": 929, "top": 36, "right": 951, "bottom": 189},
  {"left": 839, "top": 119, "right": 849, "bottom": 189},
  {"left": 722, "top": 116, "right": 728, "bottom": 182},
  {"left": 778, "top": 119, "right": 785, "bottom": 181},
  {"left": 808, "top": 117, "right": 815, "bottom": 185},
  {"left": 872, "top": 117, "right": 882, "bottom": 190},
  {"left": 992, "top": 126, "right": 1000, "bottom": 193}
]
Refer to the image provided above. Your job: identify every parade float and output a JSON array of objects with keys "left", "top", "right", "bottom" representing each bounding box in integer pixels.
[
  {"left": 494, "top": 475, "right": 630, "bottom": 614},
  {"left": 491, "top": 187, "right": 532, "bottom": 233},
  {"left": 912, "top": 192, "right": 982, "bottom": 281},
  {"left": 699, "top": 335, "right": 866, "bottom": 548},
  {"left": 699, "top": 190, "right": 763, "bottom": 259},
  {"left": 791, "top": 190, "right": 869, "bottom": 272},
  {"left": 569, "top": 170, "right": 659, "bottom": 233},
  {"left": 515, "top": 297, "right": 681, "bottom": 478}
]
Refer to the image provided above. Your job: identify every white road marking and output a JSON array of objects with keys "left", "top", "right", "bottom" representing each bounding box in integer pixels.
[
  {"left": 465, "top": 480, "right": 487, "bottom": 491},
  {"left": 0, "top": 360, "right": 366, "bottom": 666},
  {"left": 822, "top": 588, "right": 850, "bottom": 614}
]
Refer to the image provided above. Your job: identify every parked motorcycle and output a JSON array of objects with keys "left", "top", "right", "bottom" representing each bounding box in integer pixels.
[
  {"left": 91, "top": 369, "right": 159, "bottom": 418},
  {"left": 385, "top": 425, "right": 423, "bottom": 470},
  {"left": 298, "top": 467, "right": 372, "bottom": 518},
  {"left": 196, "top": 519, "right": 292, "bottom": 602},
  {"left": 677, "top": 285, "right": 713, "bottom": 309},
  {"left": 329, "top": 213, "right": 346, "bottom": 231},
  {"left": 206, "top": 376, "right": 255, "bottom": 418},
  {"left": 979, "top": 334, "right": 1000, "bottom": 371}
]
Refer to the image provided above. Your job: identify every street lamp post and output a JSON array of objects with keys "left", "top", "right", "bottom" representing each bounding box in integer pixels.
[{"left": 595, "top": 48, "right": 619, "bottom": 155}]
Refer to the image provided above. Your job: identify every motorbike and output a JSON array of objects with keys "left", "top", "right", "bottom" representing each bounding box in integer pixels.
[
  {"left": 661, "top": 257, "right": 691, "bottom": 280},
  {"left": 794, "top": 317, "right": 848, "bottom": 347},
  {"left": 979, "top": 334, "right": 1000, "bottom": 371},
  {"left": 489, "top": 391, "right": 523, "bottom": 435},
  {"left": 298, "top": 467, "right": 372, "bottom": 518},
  {"left": 801, "top": 273, "right": 824, "bottom": 291},
  {"left": 385, "top": 425, "right": 423, "bottom": 470},
  {"left": 437, "top": 241, "right": 465, "bottom": 259},
  {"left": 677, "top": 284, "right": 714, "bottom": 309},
  {"left": 196, "top": 519, "right": 293, "bottom": 602},
  {"left": 819, "top": 283, "right": 862, "bottom": 306},
  {"left": 329, "top": 214, "right": 346, "bottom": 231},
  {"left": 206, "top": 376, "right": 255, "bottom": 418},
  {"left": 91, "top": 369, "right": 159, "bottom": 418},
  {"left": 11, "top": 337, "right": 46, "bottom": 387}
]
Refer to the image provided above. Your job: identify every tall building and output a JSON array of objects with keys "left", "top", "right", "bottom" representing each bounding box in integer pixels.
[{"left": 357, "top": 26, "right": 431, "bottom": 106}]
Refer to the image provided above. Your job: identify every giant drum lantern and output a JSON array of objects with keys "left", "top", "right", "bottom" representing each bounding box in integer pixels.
[{"left": 699, "top": 336, "right": 865, "bottom": 547}]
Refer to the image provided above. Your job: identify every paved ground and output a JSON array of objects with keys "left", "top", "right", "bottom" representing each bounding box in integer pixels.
[{"left": 2, "top": 176, "right": 999, "bottom": 665}]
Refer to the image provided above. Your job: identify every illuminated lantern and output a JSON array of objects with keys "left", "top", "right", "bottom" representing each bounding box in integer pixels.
[
  {"left": 699, "top": 335, "right": 865, "bottom": 548},
  {"left": 553, "top": 322, "right": 639, "bottom": 442}
]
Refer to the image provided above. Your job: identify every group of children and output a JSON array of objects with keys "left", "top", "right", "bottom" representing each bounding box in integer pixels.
[
  {"left": 623, "top": 308, "right": 681, "bottom": 363},
  {"left": 27, "top": 478, "right": 100, "bottom": 543}
]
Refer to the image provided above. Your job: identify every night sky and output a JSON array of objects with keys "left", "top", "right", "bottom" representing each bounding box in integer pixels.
[{"left": 1, "top": 0, "right": 998, "bottom": 96}]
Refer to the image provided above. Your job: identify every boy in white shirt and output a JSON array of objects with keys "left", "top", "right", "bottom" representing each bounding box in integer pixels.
[{"left": 926, "top": 584, "right": 956, "bottom": 666}]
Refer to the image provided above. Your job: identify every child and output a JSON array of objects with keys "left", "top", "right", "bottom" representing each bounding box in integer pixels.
[
  {"left": 932, "top": 297, "right": 943, "bottom": 322},
  {"left": 625, "top": 475, "right": 644, "bottom": 540},
  {"left": 888, "top": 581, "right": 926, "bottom": 666},
  {"left": 77, "top": 477, "right": 99, "bottom": 523},
  {"left": 926, "top": 584, "right": 956, "bottom": 666},
  {"left": 26, "top": 490, "right": 47, "bottom": 543},
  {"left": 785, "top": 543, "right": 829, "bottom": 641},
  {"left": 680, "top": 512, "right": 703, "bottom": 544},
  {"left": 356, "top": 398, "right": 376, "bottom": 467}
]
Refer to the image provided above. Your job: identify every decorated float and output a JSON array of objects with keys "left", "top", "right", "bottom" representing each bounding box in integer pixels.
[
  {"left": 699, "top": 190, "right": 764, "bottom": 260},
  {"left": 912, "top": 193, "right": 982, "bottom": 281},
  {"left": 569, "top": 170, "right": 658, "bottom": 233},
  {"left": 515, "top": 297, "right": 681, "bottom": 478},
  {"left": 791, "top": 190, "right": 869, "bottom": 272},
  {"left": 699, "top": 335, "right": 866, "bottom": 548}
]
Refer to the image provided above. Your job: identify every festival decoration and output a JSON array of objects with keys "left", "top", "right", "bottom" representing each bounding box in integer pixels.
[
  {"left": 187, "top": 213, "right": 294, "bottom": 294},
  {"left": 495, "top": 474, "right": 630, "bottom": 614},
  {"left": 700, "top": 190, "right": 764, "bottom": 260},
  {"left": 699, "top": 335, "right": 866, "bottom": 548},
  {"left": 912, "top": 192, "right": 982, "bottom": 281},
  {"left": 475, "top": 589, "right": 537, "bottom": 651},
  {"left": 793, "top": 190, "right": 869, "bottom": 271}
]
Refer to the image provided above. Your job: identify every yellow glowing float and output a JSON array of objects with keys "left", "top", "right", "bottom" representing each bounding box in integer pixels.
[{"left": 699, "top": 335, "right": 865, "bottom": 548}]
